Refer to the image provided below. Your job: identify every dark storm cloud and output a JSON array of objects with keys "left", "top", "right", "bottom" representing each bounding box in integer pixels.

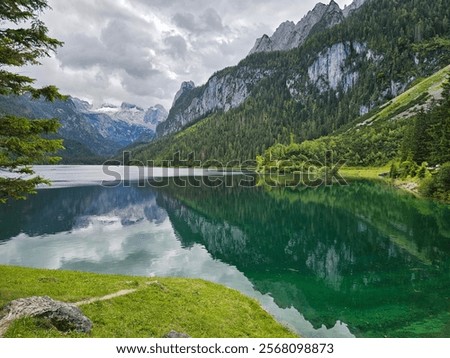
[{"left": 26, "top": 0, "right": 353, "bottom": 108}]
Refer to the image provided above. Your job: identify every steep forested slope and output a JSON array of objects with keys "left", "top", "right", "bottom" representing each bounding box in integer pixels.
[{"left": 131, "top": 0, "right": 450, "bottom": 165}]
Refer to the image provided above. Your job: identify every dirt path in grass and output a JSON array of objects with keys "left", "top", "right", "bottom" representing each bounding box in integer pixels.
[
  {"left": 75, "top": 281, "right": 166, "bottom": 306},
  {"left": 74, "top": 289, "right": 137, "bottom": 306},
  {"left": 0, "top": 281, "right": 165, "bottom": 337}
]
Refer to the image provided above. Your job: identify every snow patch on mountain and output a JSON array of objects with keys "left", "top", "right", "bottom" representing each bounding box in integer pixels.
[{"left": 92, "top": 102, "right": 168, "bottom": 131}]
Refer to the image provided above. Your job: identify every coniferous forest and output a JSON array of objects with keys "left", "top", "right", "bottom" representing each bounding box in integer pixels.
[{"left": 128, "top": 0, "right": 450, "bottom": 201}]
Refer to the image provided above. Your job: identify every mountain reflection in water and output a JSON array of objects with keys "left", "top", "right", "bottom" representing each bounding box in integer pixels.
[{"left": 0, "top": 174, "right": 449, "bottom": 338}]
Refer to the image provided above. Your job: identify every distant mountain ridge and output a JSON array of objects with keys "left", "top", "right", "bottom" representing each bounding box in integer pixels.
[
  {"left": 90, "top": 102, "right": 168, "bottom": 131},
  {"left": 249, "top": 0, "right": 366, "bottom": 55},
  {"left": 0, "top": 95, "right": 168, "bottom": 162},
  {"left": 133, "top": 0, "right": 450, "bottom": 165},
  {"left": 156, "top": 0, "right": 370, "bottom": 138}
]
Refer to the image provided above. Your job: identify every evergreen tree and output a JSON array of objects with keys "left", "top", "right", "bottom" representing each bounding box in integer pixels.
[
  {"left": 0, "top": 0, "right": 65, "bottom": 203},
  {"left": 132, "top": 0, "right": 450, "bottom": 166}
]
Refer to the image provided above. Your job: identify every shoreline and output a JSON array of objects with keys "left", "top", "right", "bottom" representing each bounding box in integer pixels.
[
  {"left": 339, "top": 167, "right": 421, "bottom": 197},
  {"left": 0, "top": 265, "right": 297, "bottom": 338}
]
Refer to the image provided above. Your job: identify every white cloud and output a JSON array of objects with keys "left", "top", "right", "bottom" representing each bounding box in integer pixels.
[{"left": 20, "top": 0, "right": 354, "bottom": 109}]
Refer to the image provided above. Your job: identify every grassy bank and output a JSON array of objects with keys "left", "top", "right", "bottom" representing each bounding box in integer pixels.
[
  {"left": 0, "top": 265, "right": 296, "bottom": 338},
  {"left": 339, "top": 166, "right": 395, "bottom": 193},
  {"left": 340, "top": 166, "right": 422, "bottom": 196},
  {"left": 339, "top": 166, "right": 390, "bottom": 180}
]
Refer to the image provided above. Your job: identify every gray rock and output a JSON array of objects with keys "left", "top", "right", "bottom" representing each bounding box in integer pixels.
[
  {"left": 249, "top": 0, "right": 367, "bottom": 55},
  {"left": 285, "top": 41, "right": 382, "bottom": 100},
  {"left": 307, "top": 42, "right": 365, "bottom": 93},
  {"left": 250, "top": 2, "right": 329, "bottom": 55},
  {"left": 343, "top": 0, "right": 367, "bottom": 17},
  {"left": 250, "top": 34, "right": 273, "bottom": 54},
  {"left": 158, "top": 68, "right": 272, "bottom": 136},
  {"left": 173, "top": 81, "right": 196, "bottom": 106},
  {"left": 157, "top": 1, "right": 371, "bottom": 137},
  {"left": 144, "top": 104, "right": 169, "bottom": 127},
  {"left": 0, "top": 296, "right": 92, "bottom": 336},
  {"left": 163, "top": 330, "right": 190, "bottom": 338}
]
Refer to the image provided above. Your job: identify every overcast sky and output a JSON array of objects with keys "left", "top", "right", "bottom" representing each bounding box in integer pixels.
[{"left": 21, "top": 0, "right": 353, "bottom": 109}]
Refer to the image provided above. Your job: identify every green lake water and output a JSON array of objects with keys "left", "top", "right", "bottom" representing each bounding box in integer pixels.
[{"left": 0, "top": 170, "right": 449, "bottom": 337}]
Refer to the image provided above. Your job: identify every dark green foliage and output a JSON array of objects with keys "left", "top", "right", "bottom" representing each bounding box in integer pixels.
[
  {"left": 0, "top": 0, "right": 64, "bottom": 203},
  {"left": 402, "top": 76, "right": 450, "bottom": 166},
  {"left": 258, "top": 73, "right": 450, "bottom": 202},
  {"left": 134, "top": 76, "right": 294, "bottom": 165},
  {"left": 257, "top": 114, "right": 409, "bottom": 173},
  {"left": 417, "top": 162, "right": 429, "bottom": 179},
  {"left": 0, "top": 1, "right": 63, "bottom": 97},
  {"left": 133, "top": 0, "right": 450, "bottom": 165},
  {"left": 420, "top": 163, "right": 450, "bottom": 202},
  {"left": 0, "top": 116, "right": 63, "bottom": 203},
  {"left": 56, "top": 139, "right": 105, "bottom": 165},
  {"left": 398, "top": 160, "right": 419, "bottom": 179}
]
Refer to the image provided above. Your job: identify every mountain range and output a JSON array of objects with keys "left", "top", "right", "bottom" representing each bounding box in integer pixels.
[
  {"left": 131, "top": 0, "right": 450, "bottom": 165},
  {"left": 0, "top": 95, "right": 167, "bottom": 163},
  {"left": 249, "top": 0, "right": 365, "bottom": 55},
  {"left": 155, "top": 0, "right": 370, "bottom": 139},
  {"left": 1, "top": 0, "right": 449, "bottom": 171}
]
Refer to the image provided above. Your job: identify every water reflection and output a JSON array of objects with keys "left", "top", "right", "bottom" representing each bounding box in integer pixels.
[{"left": 0, "top": 176, "right": 449, "bottom": 338}]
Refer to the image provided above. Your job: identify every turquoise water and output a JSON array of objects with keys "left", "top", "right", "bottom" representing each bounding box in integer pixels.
[{"left": 0, "top": 171, "right": 449, "bottom": 337}]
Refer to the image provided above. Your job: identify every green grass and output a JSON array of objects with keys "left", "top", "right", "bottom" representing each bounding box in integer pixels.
[
  {"left": 339, "top": 166, "right": 424, "bottom": 200},
  {"left": 339, "top": 166, "right": 390, "bottom": 180},
  {"left": 0, "top": 265, "right": 296, "bottom": 338},
  {"left": 363, "top": 64, "right": 450, "bottom": 125}
]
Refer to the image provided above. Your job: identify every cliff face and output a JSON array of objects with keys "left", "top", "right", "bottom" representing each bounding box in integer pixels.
[
  {"left": 0, "top": 95, "right": 168, "bottom": 158},
  {"left": 157, "top": 67, "right": 272, "bottom": 136},
  {"left": 343, "top": 0, "right": 367, "bottom": 17},
  {"left": 307, "top": 42, "right": 364, "bottom": 92},
  {"left": 249, "top": 0, "right": 366, "bottom": 55},
  {"left": 157, "top": 1, "right": 369, "bottom": 138},
  {"left": 131, "top": 0, "right": 450, "bottom": 166},
  {"left": 159, "top": 40, "right": 380, "bottom": 137}
]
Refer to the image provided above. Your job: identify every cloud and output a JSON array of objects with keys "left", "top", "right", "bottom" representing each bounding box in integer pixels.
[
  {"left": 172, "top": 8, "right": 226, "bottom": 34},
  {"left": 201, "top": 8, "right": 226, "bottom": 32},
  {"left": 163, "top": 35, "right": 188, "bottom": 59},
  {"left": 22, "top": 0, "right": 354, "bottom": 109}
]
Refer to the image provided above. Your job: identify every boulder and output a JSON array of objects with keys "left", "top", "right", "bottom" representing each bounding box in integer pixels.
[{"left": 0, "top": 296, "right": 92, "bottom": 336}]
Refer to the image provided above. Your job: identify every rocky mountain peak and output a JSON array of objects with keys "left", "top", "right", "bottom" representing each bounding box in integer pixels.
[
  {"left": 249, "top": 34, "right": 273, "bottom": 53},
  {"left": 328, "top": 0, "right": 340, "bottom": 8},
  {"left": 249, "top": 0, "right": 366, "bottom": 55},
  {"left": 69, "top": 97, "right": 92, "bottom": 113},
  {"left": 99, "top": 103, "right": 117, "bottom": 109},
  {"left": 327, "top": 0, "right": 342, "bottom": 16},
  {"left": 320, "top": 0, "right": 345, "bottom": 28},
  {"left": 145, "top": 105, "right": 168, "bottom": 126},
  {"left": 343, "top": 0, "right": 367, "bottom": 17},
  {"left": 90, "top": 100, "right": 167, "bottom": 131},
  {"left": 173, "top": 81, "right": 195, "bottom": 106},
  {"left": 121, "top": 102, "right": 144, "bottom": 111}
]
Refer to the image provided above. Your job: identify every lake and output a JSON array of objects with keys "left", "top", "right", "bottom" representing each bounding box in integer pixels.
[{"left": 0, "top": 166, "right": 449, "bottom": 337}]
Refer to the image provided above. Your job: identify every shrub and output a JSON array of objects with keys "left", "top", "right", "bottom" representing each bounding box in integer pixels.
[{"left": 419, "top": 162, "right": 450, "bottom": 202}]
